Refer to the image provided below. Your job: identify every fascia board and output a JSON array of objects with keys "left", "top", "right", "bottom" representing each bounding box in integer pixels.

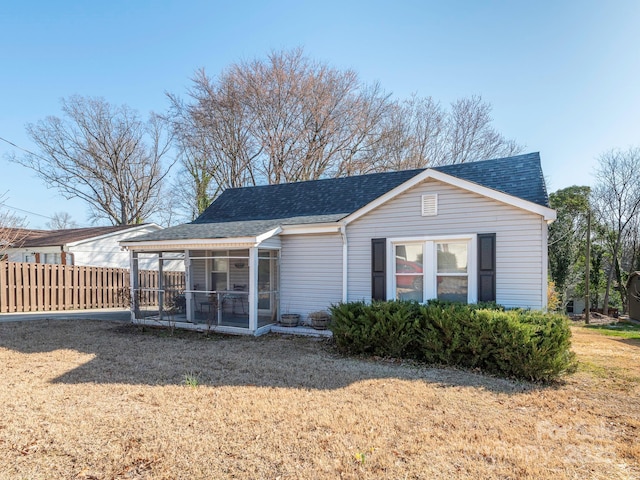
[
  {"left": 279, "top": 223, "right": 342, "bottom": 235},
  {"left": 120, "top": 236, "right": 257, "bottom": 250}
]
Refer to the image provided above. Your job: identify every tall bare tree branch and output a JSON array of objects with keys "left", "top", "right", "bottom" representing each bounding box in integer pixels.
[
  {"left": 591, "top": 147, "right": 640, "bottom": 314},
  {"left": 15, "top": 96, "right": 175, "bottom": 225},
  {"left": 166, "top": 48, "right": 521, "bottom": 211}
]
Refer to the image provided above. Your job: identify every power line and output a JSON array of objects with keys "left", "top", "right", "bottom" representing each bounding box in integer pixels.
[
  {"left": 0, "top": 135, "right": 45, "bottom": 160},
  {"left": 0, "top": 202, "right": 53, "bottom": 220},
  {"left": 0, "top": 135, "right": 57, "bottom": 221}
]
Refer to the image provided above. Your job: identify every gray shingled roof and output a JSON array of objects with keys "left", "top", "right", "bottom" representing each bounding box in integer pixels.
[
  {"left": 127, "top": 152, "right": 549, "bottom": 243},
  {"left": 124, "top": 215, "right": 346, "bottom": 242},
  {"left": 434, "top": 152, "right": 549, "bottom": 206}
]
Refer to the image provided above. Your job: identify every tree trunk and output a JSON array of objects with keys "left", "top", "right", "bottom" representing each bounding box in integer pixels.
[{"left": 602, "top": 234, "right": 622, "bottom": 316}]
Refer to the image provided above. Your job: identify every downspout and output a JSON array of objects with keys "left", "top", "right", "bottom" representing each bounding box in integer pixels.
[{"left": 340, "top": 224, "right": 348, "bottom": 303}]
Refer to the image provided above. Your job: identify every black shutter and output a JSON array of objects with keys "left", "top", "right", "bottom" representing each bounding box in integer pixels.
[
  {"left": 477, "top": 233, "right": 496, "bottom": 302},
  {"left": 371, "top": 238, "right": 387, "bottom": 301}
]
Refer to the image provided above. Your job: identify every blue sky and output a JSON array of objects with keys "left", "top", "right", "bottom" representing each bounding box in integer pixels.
[{"left": 1, "top": 0, "right": 639, "bottom": 227}]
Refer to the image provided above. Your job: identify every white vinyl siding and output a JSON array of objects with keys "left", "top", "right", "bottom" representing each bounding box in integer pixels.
[
  {"left": 228, "top": 249, "right": 250, "bottom": 290},
  {"left": 70, "top": 225, "right": 168, "bottom": 269},
  {"left": 280, "top": 233, "right": 343, "bottom": 321},
  {"left": 189, "top": 251, "right": 208, "bottom": 291},
  {"left": 346, "top": 178, "right": 547, "bottom": 310}
]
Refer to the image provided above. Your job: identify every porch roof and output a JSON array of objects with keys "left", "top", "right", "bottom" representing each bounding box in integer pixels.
[{"left": 120, "top": 214, "right": 344, "bottom": 247}]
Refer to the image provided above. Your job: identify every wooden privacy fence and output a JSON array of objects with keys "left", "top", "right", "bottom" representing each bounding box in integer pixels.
[{"left": 0, "top": 262, "right": 185, "bottom": 313}]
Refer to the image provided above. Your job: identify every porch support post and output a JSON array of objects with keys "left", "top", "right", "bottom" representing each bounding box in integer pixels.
[
  {"left": 130, "top": 250, "right": 139, "bottom": 322},
  {"left": 185, "top": 250, "right": 194, "bottom": 322},
  {"left": 249, "top": 247, "right": 258, "bottom": 332},
  {"left": 158, "top": 252, "right": 164, "bottom": 319}
]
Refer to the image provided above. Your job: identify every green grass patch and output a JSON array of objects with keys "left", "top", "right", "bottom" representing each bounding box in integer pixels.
[{"left": 584, "top": 322, "right": 640, "bottom": 340}]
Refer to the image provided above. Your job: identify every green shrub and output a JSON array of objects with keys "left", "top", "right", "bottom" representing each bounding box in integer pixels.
[
  {"left": 329, "top": 301, "right": 420, "bottom": 358},
  {"left": 329, "top": 300, "right": 576, "bottom": 382}
]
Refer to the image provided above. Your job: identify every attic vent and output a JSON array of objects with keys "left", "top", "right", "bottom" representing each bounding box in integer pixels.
[{"left": 421, "top": 194, "right": 438, "bottom": 216}]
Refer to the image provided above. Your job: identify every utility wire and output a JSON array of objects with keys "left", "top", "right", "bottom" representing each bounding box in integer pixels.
[
  {"left": 0, "top": 135, "right": 55, "bottom": 220},
  {"left": 0, "top": 135, "right": 40, "bottom": 158},
  {"left": 0, "top": 202, "right": 54, "bottom": 220}
]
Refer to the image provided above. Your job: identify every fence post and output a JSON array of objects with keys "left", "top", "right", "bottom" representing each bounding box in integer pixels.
[{"left": 0, "top": 261, "right": 6, "bottom": 313}]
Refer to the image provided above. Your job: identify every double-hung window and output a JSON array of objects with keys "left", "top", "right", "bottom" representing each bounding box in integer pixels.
[
  {"left": 392, "top": 236, "right": 475, "bottom": 303},
  {"left": 436, "top": 241, "right": 468, "bottom": 303}
]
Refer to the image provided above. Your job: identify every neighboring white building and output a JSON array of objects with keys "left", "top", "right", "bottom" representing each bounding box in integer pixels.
[
  {"left": 3, "top": 224, "right": 170, "bottom": 270},
  {"left": 121, "top": 152, "right": 556, "bottom": 336}
]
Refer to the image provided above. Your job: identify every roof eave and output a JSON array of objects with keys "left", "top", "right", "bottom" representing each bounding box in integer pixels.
[
  {"left": 279, "top": 222, "right": 342, "bottom": 235},
  {"left": 120, "top": 236, "right": 258, "bottom": 251}
]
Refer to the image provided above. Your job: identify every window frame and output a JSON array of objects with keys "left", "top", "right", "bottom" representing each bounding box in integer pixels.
[{"left": 387, "top": 234, "right": 477, "bottom": 304}]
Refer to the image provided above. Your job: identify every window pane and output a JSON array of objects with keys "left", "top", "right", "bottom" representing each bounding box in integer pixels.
[
  {"left": 437, "top": 276, "right": 468, "bottom": 303},
  {"left": 396, "top": 275, "right": 423, "bottom": 302},
  {"left": 437, "top": 242, "right": 467, "bottom": 273},
  {"left": 395, "top": 244, "right": 423, "bottom": 271},
  {"left": 44, "top": 253, "right": 60, "bottom": 264},
  {"left": 395, "top": 244, "right": 423, "bottom": 302},
  {"left": 213, "top": 258, "right": 228, "bottom": 272}
]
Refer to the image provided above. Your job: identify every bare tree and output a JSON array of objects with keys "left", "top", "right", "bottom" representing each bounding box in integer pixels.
[
  {"left": 591, "top": 147, "right": 640, "bottom": 314},
  {"left": 16, "top": 96, "right": 174, "bottom": 225},
  {"left": 168, "top": 48, "right": 392, "bottom": 191},
  {"left": 46, "top": 211, "right": 78, "bottom": 230},
  {"left": 226, "top": 48, "right": 394, "bottom": 183},
  {"left": 167, "top": 49, "right": 521, "bottom": 211},
  {"left": 444, "top": 96, "right": 520, "bottom": 165},
  {"left": 369, "top": 95, "right": 446, "bottom": 172},
  {"left": 166, "top": 68, "right": 261, "bottom": 215},
  {"left": 365, "top": 94, "right": 521, "bottom": 172},
  {"left": 0, "top": 193, "right": 28, "bottom": 257}
]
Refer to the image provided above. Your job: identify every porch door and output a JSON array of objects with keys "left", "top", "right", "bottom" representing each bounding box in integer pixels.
[{"left": 258, "top": 250, "right": 278, "bottom": 317}]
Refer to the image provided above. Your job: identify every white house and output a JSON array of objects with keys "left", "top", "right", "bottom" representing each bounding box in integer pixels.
[
  {"left": 4, "top": 224, "right": 166, "bottom": 269},
  {"left": 121, "top": 152, "right": 556, "bottom": 336}
]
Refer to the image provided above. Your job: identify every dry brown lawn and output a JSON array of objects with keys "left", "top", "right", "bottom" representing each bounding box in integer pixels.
[{"left": 0, "top": 319, "right": 637, "bottom": 479}]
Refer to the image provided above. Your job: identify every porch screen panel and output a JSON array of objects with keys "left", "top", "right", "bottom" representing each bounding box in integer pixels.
[{"left": 211, "top": 251, "right": 228, "bottom": 291}]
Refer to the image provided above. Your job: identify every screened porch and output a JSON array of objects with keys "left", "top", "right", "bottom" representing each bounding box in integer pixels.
[{"left": 130, "top": 247, "right": 280, "bottom": 335}]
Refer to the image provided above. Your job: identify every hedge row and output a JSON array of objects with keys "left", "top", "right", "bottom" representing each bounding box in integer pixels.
[{"left": 329, "top": 300, "right": 576, "bottom": 382}]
